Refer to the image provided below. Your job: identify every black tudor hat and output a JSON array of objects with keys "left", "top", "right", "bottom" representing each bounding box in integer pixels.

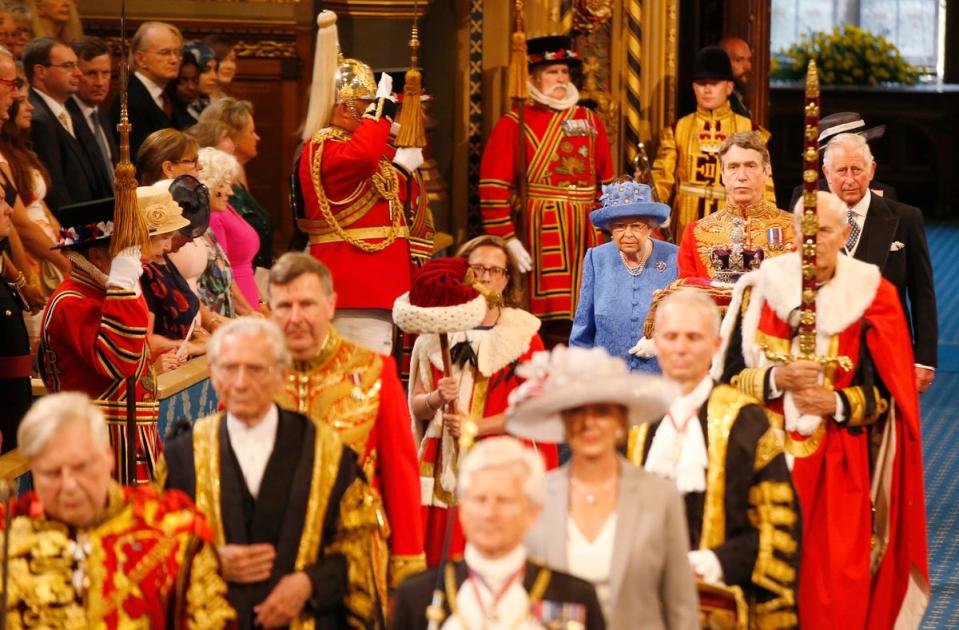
[
  {"left": 527, "top": 35, "right": 582, "bottom": 70},
  {"left": 692, "top": 45, "right": 735, "bottom": 82},
  {"left": 53, "top": 197, "right": 115, "bottom": 249},
  {"left": 818, "top": 112, "right": 886, "bottom": 150}
]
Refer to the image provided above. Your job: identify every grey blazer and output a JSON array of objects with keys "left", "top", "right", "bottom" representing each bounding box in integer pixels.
[{"left": 526, "top": 460, "right": 700, "bottom": 630}]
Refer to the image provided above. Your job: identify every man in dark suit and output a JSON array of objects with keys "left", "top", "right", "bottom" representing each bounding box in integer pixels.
[
  {"left": 392, "top": 437, "right": 606, "bottom": 630},
  {"left": 162, "top": 317, "right": 389, "bottom": 630},
  {"left": 823, "top": 132, "right": 937, "bottom": 392},
  {"left": 23, "top": 37, "right": 112, "bottom": 215},
  {"left": 719, "top": 36, "right": 752, "bottom": 118},
  {"left": 69, "top": 36, "right": 117, "bottom": 190},
  {"left": 788, "top": 112, "right": 897, "bottom": 210},
  {"left": 111, "top": 21, "right": 192, "bottom": 159}
]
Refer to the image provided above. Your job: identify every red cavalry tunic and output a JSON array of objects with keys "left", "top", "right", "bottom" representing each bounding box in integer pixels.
[
  {"left": 409, "top": 308, "right": 559, "bottom": 565},
  {"left": 480, "top": 103, "right": 613, "bottom": 321},
  {"left": 39, "top": 267, "right": 160, "bottom": 485},
  {"left": 274, "top": 327, "right": 426, "bottom": 586},
  {"left": 298, "top": 116, "right": 430, "bottom": 311}
]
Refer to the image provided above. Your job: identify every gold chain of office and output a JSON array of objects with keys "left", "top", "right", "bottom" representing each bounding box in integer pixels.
[{"left": 309, "top": 127, "right": 403, "bottom": 253}]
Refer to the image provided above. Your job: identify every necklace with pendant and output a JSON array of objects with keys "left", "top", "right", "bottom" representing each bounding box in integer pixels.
[
  {"left": 468, "top": 566, "right": 524, "bottom": 628},
  {"left": 666, "top": 409, "right": 698, "bottom": 466},
  {"left": 569, "top": 475, "right": 617, "bottom": 504}
]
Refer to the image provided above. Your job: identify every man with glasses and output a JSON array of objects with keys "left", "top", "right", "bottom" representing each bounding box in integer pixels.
[
  {"left": 23, "top": 37, "right": 111, "bottom": 214},
  {"left": 69, "top": 37, "right": 117, "bottom": 187},
  {"left": 114, "top": 21, "right": 192, "bottom": 158},
  {"left": 267, "top": 252, "right": 426, "bottom": 590},
  {"left": 676, "top": 131, "right": 793, "bottom": 281},
  {"left": 162, "top": 316, "right": 390, "bottom": 628}
]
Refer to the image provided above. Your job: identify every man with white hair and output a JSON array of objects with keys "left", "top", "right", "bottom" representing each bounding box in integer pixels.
[
  {"left": 161, "top": 317, "right": 389, "bottom": 629},
  {"left": 822, "top": 131, "right": 937, "bottom": 392},
  {"left": 716, "top": 191, "right": 929, "bottom": 628},
  {"left": 3, "top": 392, "right": 235, "bottom": 628},
  {"left": 633, "top": 289, "right": 799, "bottom": 627},
  {"left": 392, "top": 436, "right": 606, "bottom": 629}
]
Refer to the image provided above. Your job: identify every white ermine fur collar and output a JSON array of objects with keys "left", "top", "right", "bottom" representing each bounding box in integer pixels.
[{"left": 419, "top": 308, "right": 541, "bottom": 377}]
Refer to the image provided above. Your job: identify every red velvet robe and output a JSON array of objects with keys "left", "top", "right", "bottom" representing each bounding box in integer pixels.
[
  {"left": 718, "top": 253, "right": 929, "bottom": 629},
  {"left": 409, "top": 309, "right": 558, "bottom": 565}
]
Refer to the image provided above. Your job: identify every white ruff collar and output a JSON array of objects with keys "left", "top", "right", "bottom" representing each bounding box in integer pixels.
[
  {"left": 527, "top": 81, "right": 580, "bottom": 111},
  {"left": 421, "top": 308, "right": 541, "bottom": 377}
]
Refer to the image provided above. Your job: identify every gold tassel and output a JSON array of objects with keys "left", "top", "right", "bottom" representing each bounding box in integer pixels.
[
  {"left": 395, "top": 23, "right": 426, "bottom": 148},
  {"left": 507, "top": 0, "right": 528, "bottom": 101},
  {"left": 109, "top": 56, "right": 150, "bottom": 256}
]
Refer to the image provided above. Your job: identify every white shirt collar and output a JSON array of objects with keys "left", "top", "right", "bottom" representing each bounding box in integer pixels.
[
  {"left": 849, "top": 188, "right": 872, "bottom": 218},
  {"left": 643, "top": 375, "right": 712, "bottom": 494},
  {"left": 667, "top": 375, "right": 713, "bottom": 424},
  {"left": 71, "top": 95, "right": 97, "bottom": 118},
  {"left": 225, "top": 404, "right": 279, "bottom": 497},
  {"left": 33, "top": 87, "right": 67, "bottom": 119},
  {"left": 134, "top": 71, "right": 166, "bottom": 108},
  {"left": 463, "top": 543, "right": 527, "bottom": 591}
]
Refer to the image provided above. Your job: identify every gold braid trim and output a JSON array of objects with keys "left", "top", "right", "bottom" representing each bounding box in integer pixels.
[
  {"left": 753, "top": 428, "right": 785, "bottom": 473},
  {"left": 390, "top": 554, "right": 427, "bottom": 589},
  {"left": 182, "top": 540, "right": 236, "bottom": 628},
  {"left": 841, "top": 385, "right": 888, "bottom": 427},
  {"left": 309, "top": 127, "right": 404, "bottom": 254},
  {"left": 700, "top": 385, "right": 756, "bottom": 549},
  {"left": 731, "top": 367, "right": 770, "bottom": 402},
  {"left": 192, "top": 414, "right": 225, "bottom": 547},
  {"left": 747, "top": 481, "right": 799, "bottom": 627},
  {"left": 627, "top": 423, "right": 650, "bottom": 467}
]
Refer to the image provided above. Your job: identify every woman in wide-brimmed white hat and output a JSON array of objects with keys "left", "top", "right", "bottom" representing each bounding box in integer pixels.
[{"left": 507, "top": 345, "right": 699, "bottom": 630}]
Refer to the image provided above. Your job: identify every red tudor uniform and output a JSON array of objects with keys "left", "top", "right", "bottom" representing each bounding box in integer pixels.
[
  {"left": 297, "top": 112, "right": 430, "bottom": 312},
  {"left": 718, "top": 253, "right": 929, "bottom": 628},
  {"left": 480, "top": 103, "right": 613, "bottom": 321},
  {"left": 275, "top": 326, "right": 426, "bottom": 586},
  {"left": 409, "top": 307, "right": 559, "bottom": 565},
  {"left": 39, "top": 266, "right": 160, "bottom": 485}
]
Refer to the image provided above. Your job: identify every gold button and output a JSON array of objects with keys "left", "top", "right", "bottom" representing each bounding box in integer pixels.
[{"left": 4, "top": 310, "right": 11, "bottom": 316}]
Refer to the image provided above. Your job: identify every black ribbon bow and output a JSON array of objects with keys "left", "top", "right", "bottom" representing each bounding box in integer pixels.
[{"left": 450, "top": 340, "right": 478, "bottom": 369}]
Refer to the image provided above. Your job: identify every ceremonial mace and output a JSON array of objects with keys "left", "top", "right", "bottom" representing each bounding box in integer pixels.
[
  {"left": 758, "top": 61, "right": 851, "bottom": 372},
  {"left": 114, "top": 0, "right": 152, "bottom": 484}
]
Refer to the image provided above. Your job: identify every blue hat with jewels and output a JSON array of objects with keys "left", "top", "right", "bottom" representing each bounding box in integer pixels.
[{"left": 590, "top": 180, "right": 670, "bottom": 229}]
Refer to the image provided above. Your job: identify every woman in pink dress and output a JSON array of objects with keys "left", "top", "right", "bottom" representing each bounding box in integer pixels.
[{"left": 197, "top": 146, "right": 263, "bottom": 310}]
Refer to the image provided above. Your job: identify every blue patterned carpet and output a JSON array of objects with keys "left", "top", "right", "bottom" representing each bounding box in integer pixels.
[{"left": 920, "top": 224, "right": 959, "bottom": 629}]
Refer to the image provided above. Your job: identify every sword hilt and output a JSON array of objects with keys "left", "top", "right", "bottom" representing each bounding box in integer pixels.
[{"left": 759, "top": 345, "right": 854, "bottom": 373}]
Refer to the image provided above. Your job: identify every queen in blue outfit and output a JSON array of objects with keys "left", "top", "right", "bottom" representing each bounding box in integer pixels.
[{"left": 570, "top": 180, "right": 677, "bottom": 372}]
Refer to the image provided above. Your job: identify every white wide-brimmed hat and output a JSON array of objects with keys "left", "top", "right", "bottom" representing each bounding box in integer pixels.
[{"left": 505, "top": 345, "right": 677, "bottom": 443}]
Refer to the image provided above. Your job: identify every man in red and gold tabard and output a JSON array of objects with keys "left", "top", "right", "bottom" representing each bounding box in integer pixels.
[
  {"left": 268, "top": 252, "right": 426, "bottom": 589},
  {"left": 38, "top": 197, "right": 161, "bottom": 484},
  {"left": 652, "top": 46, "right": 776, "bottom": 244},
  {"left": 677, "top": 131, "right": 793, "bottom": 282},
  {"left": 479, "top": 35, "right": 612, "bottom": 344},
  {"left": 3, "top": 392, "right": 235, "bottom": 629},
  {"left": 296, "top": 12, "right": 432, "bottom": 356},
  {"left": 716, "top": 192, "right": 929, "bottom": 628}
]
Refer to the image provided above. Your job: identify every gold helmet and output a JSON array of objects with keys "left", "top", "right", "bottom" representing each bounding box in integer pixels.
[{"left": 335, "top": 58, "right": 376, "bottom": 103}]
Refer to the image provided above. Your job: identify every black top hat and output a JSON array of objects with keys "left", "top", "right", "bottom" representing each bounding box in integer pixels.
[
  {"left": 54, "top": 197, "right": 115, "bottom": 249},
  {"left": 692, "top": 46, "right": 734, "bottom": 82},
  {"left": 527, "top": 35, "right": 582, "bottom": 70},
  {"left": 818, "top": 112, "right": 886, "bottom": 150},
  {"left": 168, "top": 175, "right": 211, "bottom": 239}
]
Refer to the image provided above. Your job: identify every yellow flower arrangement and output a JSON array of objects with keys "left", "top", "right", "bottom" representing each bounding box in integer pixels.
[{"left": 772, "top": 24, "right": 919, "bottom": 85}]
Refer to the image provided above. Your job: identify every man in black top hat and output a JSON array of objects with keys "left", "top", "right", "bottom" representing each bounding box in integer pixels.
[
  {"left": 651, "top": 45, "right": 775, "bottom": 243},
  {"left": 788, "top": 112, "right": 897, "bottom": 209}
]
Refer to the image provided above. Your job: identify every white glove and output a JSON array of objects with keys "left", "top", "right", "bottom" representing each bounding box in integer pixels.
[
  {"left": 628, "top": 336, "right": 656, "bottom": 358},
  {"left": 393, "top": 147, "right": 424, "bottom": 172},
  {"left": 107, "top": 246, "right": 144, "bottom": 294},
  {"left": 688, "top": 549, "right": 724, "bottom": 584},
  {"left": 506, "top": 238, "right": 533, "bottom": 274},
  {"left": 375, "top": 73, "right": 394, "bottom": 101}
]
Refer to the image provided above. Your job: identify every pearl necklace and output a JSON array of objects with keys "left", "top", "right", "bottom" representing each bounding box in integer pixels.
[{"left": 619, "top": 240, "right": 652, "bottom": 277}]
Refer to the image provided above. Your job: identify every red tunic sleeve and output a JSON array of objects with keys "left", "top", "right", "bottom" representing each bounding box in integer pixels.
[
  {"left": 479, "top": 112, "right": 519, "bottom": 240},
  {"left": 677, "top": 222, "right": 702, "bottom": 278}
]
